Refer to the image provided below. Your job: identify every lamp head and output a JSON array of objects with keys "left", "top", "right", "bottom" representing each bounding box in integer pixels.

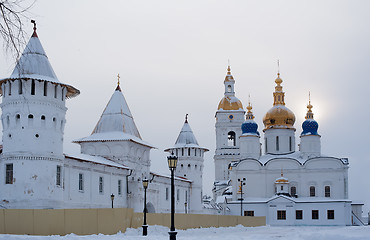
[
  {"left": 167, "top": 153, "right": 178, "bottom": 169},
  {"left": 142, "top": 178, "right": 149, "bottom": 189}
]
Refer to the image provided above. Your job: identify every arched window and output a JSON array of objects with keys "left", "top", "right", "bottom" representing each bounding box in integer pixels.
[
  {"left": 325, "top": 186, "right": 331, "bottom": 197},
  {"left": 31, "top": 80, "right": 35, "bottom": 95},
  {"left": 28, "top": 114, "right": 33, "bottom": 119},
  {"left": 227, "top": 85, "right": 232, "bottom": 93},
  {"left": 290, "top": 186, "right": 296, "bottom": 196},
  {"left": 6, "top": 115, "right": 10, "bottom": 127},
  {"left": 310, "top": 186, "right": 315, "bottom": 197},
  {"left": 276, "top": 136, "right": 279, "bottom": 151},
  {"left": 188, "top": 148, "right": 190, "bottom": 156},
  {"left": 15, "top": 114, "right": 20, "bottom": 125},
  {"left": 228, "top": 131, "right": 236, "bottom": 146}
]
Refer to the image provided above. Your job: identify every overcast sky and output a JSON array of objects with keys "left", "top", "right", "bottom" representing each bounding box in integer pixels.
[{"left": 1, "top": 0, "right": 370, "bottom": 213}]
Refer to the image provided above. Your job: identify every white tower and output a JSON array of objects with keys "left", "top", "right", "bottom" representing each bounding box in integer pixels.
[
  {"left": 239, "top": 101, "right": 261, "bottom": 159},
  {"left": 214, "top": 66, "right": 245, "bottom": 187},
  {"left": 262, "top": 73, "right": 296, "bottom": 155},
  {"left": 299, "top": 95, "right": 321, "bottom": 156},
  {"left": 0, "top": 23, "right": 79, "bottom": 208},
  {"left": 73, "top": 80, "right": 154, "bottom": 211},
  {"left": 165, "top": 115, "right": 208, "bottom": 213}
]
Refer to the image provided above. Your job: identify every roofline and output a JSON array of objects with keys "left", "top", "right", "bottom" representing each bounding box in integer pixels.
[
  {"left": 150, "top": 172, "right": 193, "bottom": 183},
  {"left": 0, "top": 77, "right": 80, "bottom": 98},
  {"left": 64, "top": 154, "right": 131, "bottom": 170},
  {"left": 73, "top": 138, "right": 156, "bottom": 149},
  {"left": 164, "top": 147, "right": 209, "bottom": 152}
]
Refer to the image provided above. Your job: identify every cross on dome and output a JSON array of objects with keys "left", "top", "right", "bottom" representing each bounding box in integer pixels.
[{"left": 116, "top": 73, "right": 121, "bottom": 91}]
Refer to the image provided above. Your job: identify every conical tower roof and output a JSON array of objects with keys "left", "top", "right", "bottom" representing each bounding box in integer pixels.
[
  {"left": 165, "top": 115, "right": 208, "bottom": 151},
  {"left": 0, "top": 21, "right": 79, "bottom": 98},
  {"left": 74, "top": 83, "right": 153, "bottom": 148}
]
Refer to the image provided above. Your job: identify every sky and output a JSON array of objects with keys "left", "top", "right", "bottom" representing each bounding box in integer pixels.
[{"left": 1, "top": 0, "right": 370, "bottom": 213}]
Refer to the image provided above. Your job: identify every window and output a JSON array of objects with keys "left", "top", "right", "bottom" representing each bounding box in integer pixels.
[
  {"left": 18, "top": 80, "right": 22, "bottom": 94},
  {"left": 195, "top": 149, "right": 197, "bottom": 156},
  {"left": 79, "top": 173, "right": 84, "bottom": 191},
  {"left": 188, "top": 148, "right": 190, "bottom": 156},
  {"left": 291, "top": 186, "right": 297, "bottom": 196},
  {"left": 327, "top": 210, "right": 334, "bottom": 220},
  {"left": 280, "top": 186, "right": 283, "bottom": 191},
  {"left": 41, "top": 115, "right": 45, "bottom": 120},
  {"left": 244, "top": 211, "right": 254, "bottom": 216},
  {"left": 15, "top": 114, "right": 20, "bottom": 125},
  {"left": 31, "top": 80, "right": 35, "bottom": 95},
  {"left": 325, "top": 186, "right": 331, "bottom": 197},
  {"left": 44, "top": 82, "right": 47, "bottom": 96},
  {"left": 289, "top": 136, "right": 292, "bottom": 151},
  {"left": 8, "top": 81, "right": 11, "bottom": 96},
  {"left": 276, "top": 136, "right": 279, "bottom": 151},
  {"left": 118, "top": 180, "right": 122, "bottom": 195},
  {"left": 310, "top": 186, "right": 316, "bottom": 197},
  {"left": 228, "top": 131, "right": 236, "bottom": 146},
  {"left": 265, "top": 138, "right": 267, "bottom": 153},
  {"left": 185, "top": 190, "right": 188, "bottom": 202},
  {"left": 61, "top": 87, "right": 64, "bottom": 101},
  {"left": 277, "top": 210, "right": 286, "bottom": 220},
  {"left": 28, "top": 114, "right": 33, "bottom": 119},
  {"left": 56, "top": 165, "right": 61, "bottom": 186},
  {"left": 296, "top": 210, "right": 303, "bottom": 220},
  {"left": 5, "top": 164, "right": 13, "bottom": 184},
  {"left": 166, "top": 187, "right": 169, "bottom": 200},
  {"left": 176, "top": 149, "right": 178, "bottom": 156},
  {"left": 177, "top": 189, "right": 180, "bottom": 201},
  {"left": 182, "top": 148, "right": 184, "bottom": 156},
  {"left": 312, "top": 210, "right": 319, "bottom": 219},
  {"left": 227, "top": 85, "right": 232, "bottom": 93},
  {"left": 99, "top": 176, "right": 103, "bottom": 194}
]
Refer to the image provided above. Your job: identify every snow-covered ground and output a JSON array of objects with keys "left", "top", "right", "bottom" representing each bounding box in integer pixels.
[{"left": 1, "top": 225, "right": 370, "bottom": 240}]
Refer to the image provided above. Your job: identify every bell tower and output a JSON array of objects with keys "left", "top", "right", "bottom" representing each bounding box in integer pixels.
[{"left": 213, "top": 66, "right": 245, "bottom": 196}]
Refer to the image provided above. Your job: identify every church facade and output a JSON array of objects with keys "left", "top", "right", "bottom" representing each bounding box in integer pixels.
[{"left": 213, "top": 66, "right": 363, "bottom": 226}]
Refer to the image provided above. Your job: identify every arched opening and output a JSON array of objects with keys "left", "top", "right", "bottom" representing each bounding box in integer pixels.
[
  {"left": 227, "top": 85, "right": 232, "bottom": 93},
  {"left": 228, "top": 131, "right": 236, "bottom": 146},
  {"left": 146, "top": 202, "right": 156, "bottom": 213},
  {"left": 15, "top": 114, "right": 20, "bottom": 126}
]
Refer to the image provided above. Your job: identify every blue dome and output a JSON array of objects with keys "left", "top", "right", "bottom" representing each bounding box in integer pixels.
[
  {"left": 241, "top": 120, "right": 259, "bottom": 136},
  {"left": 301, "top": 119, "right": 319, "bottom": 135}
]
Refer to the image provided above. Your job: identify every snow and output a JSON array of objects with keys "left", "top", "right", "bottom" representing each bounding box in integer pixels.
[
  {"left": 65, "top": 153, "right": 129, "bottom": 169},
  {"left": 0, "top": 225, "right": 370, "bottom": 240}
]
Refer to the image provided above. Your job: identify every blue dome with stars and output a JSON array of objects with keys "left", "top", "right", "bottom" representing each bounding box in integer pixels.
[
  {"left": 241, "top": 120, "right": 260, "bottom": 136},
  {"left": 241, "top": 101, "right": 260, "bottom": 136},
  {"left": 301, "top": 96, "right": 319, "bottom": 136},
  {"left": 301, "top": 119, "right": 319, "bottom": 135}
]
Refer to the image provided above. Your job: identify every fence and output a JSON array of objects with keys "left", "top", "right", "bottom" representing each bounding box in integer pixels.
[{"left": 0, "top": 208, "right": 265, "bottom": 235}]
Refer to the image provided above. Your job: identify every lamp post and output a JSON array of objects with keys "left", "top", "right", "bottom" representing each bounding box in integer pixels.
[
  {"left": 237, "top": 178, "right": 246, "bottom": 216},
  {"left": 142, "top": 178, "right": 149, "bottom": 236},
  {"left": 167, "top": 154, "right": 178, "bottom": 240},
  {"left": 110, "top": 193, "right": 115, "bottom": 209},
  {"left": 184, "top": 202, "right": 187, "bottom": 214}
]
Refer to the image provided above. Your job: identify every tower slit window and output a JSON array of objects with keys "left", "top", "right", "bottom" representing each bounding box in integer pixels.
[
  {"left": 228, "top": 131, "right": 236, "bottom": 146},
  {"left": 276, "top": 136, "right": 279, "bottom": 151},
  {"left": 182, "top": 148, "right": 184, "bottom": 156},
  {"left": 8, "top": 81, "right": 11, "bottom": 96},
  {"left": 15, "top": 114, "right": 20, "bottom": 125},
  {"left": 18, "top": 80, "right": 22, "bottom": 94},
  {"left": 54, "top": 85, "right": 58, "bottom": 98},
  {"left": 31, "top": 80, "right": 35, "bottom": 95},
  {"left": 166, "top": 187, "right": 169, "bottom": 200},
  {"left": 44, "top": 81, "right": 47, "bottom": 96},
  {"left": 265, "top": 138, "right": 267, "bottom": 153},
  {"left": 289, "top": 136, "right": 292, "bottom": 151},
  {"left": 188, "top": 148, "right": 190, "bottom": 156}
]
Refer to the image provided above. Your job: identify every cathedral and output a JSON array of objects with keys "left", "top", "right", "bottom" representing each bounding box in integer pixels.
[{"left": 0, "top": 24, "right": 364, "bottom": 226}]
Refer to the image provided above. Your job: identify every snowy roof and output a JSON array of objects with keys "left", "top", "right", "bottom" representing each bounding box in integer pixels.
[
  {"left": 0, "top": 28, "right": 79, "bottom": 98},
  {"left": 228, "top": 195, "right": 352, "bottom": 204},
  {"left": 164, "top": 118, "right": 208, "bottom": 151},
  {"left": 74, "top": 87, "right": 154, "bottom": 148},
  {"left": 65, "top": 153, "right": 130, "bottom": 170},
  {"left": 150, "top": 171, "right": 193, "bottom": 183}
]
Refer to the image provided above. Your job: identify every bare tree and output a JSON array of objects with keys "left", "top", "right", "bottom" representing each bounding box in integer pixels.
[{"left": 0, "top": 0, "right": 35, "bottom": 59}]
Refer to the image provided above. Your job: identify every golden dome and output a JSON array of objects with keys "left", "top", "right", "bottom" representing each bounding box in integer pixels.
[
  {"left": 224, "top": 66, "right": 235, "bottom": 83},
  {"left": 263, "top": 73, "right": 295, "bottom": 131},
  {"left": 275, "top": 170, "right": 289, "bottom": 184},
  {"left": 218, "top": 96, "right": 243, "bottom": 110}
]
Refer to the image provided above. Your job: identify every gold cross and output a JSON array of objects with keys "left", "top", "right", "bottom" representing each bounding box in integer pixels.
[{"left": 117, "top": 73, "right": 120, "bottom": 86}]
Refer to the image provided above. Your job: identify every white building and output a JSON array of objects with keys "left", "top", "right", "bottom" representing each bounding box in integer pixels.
[
  {"left": 0, "top": 24, "right": 206, "bottom": 214},
  {"left": 213, "top": 67, "right": 364, "bottom": 225}
]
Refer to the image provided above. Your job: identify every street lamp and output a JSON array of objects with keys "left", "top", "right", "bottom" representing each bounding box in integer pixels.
[
  {"left": 111, "top": 193, "right": 115, "bottom": 209},
  {"left": 237, "top": 178, "right": 246, "bottom": 216},
  {"left": 142, "top": 178, "right": 149, "bottom": 236},
  {"left": 184, "top": 202, "right": 187, "bottom": 214},
  {"left": 167, "top": 153, "right": 178, "bottom": 240}
]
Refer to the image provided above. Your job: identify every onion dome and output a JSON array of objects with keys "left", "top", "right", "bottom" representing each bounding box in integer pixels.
[
  {"left": 217, "top": 66, "right": 243, "bottom": 111},
  {"left": 241, "top": 101, "right": 259, "bottom": 136},
  {"left": 275, "top": 170, "right": 289, "bottom": 184},
  {"left": 263, "top": 73, "right": 295, "bottom": 131},
  {"left": 301, "top": 94, "right": 319, "bottom": 136},
  {"left": 0, "top": 21, "right": 79, "bottom": 98}
]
